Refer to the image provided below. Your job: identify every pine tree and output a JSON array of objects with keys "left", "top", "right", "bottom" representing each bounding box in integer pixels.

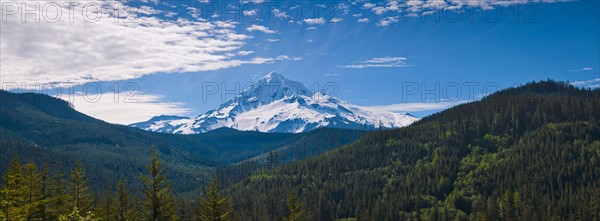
[
  {"left": 141, "top": 147, "right": 178, "bottom": 221},
  {"left": 197, "top": 177, "right": 232, "bottom": 221},
  {"left": 114, "top": 179, "right": 134, "bottom": 221},
  {"left": 0, "top": 157, "right": 28, "bottom": 220},
  {"left": 22, "top": 161, "right": 45, "bottom": 220},
  {"left": 39, "top": 163, "right": 52, "bottom": 220},
  {"left": 48, "top": 163, "right": 70, "bottom": 220},
  {"left": 97, "top": 183, "right": 113, "bottom": 221},
  {"left": 69, "top": 161, "right": 92, "bottom": 213},
  {"left": 285, "top": 190, "right": 311, "bottom": 221}
]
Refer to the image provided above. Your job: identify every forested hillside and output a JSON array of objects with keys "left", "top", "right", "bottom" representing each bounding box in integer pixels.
[
  {"left": 0, "top": 91, "right": 364, "bottom": 196},
  {"left": 1, "top": 81, "right": 598, "bottom": 220},
  {"left": 226, "top": 80, "right": 600, "bottom": 220}
]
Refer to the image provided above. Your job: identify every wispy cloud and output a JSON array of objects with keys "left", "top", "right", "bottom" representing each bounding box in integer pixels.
[
  {"left": 341, "top": 56, "right": 409, "bottom": 69},
  {"left": 304, "top": 17, "right": 326, "bottom": 25},
  {"left": 330, "top": 18, "right": 343, "bottom": 23},
  {"left": 62, "top": 92, "right": 191, "bottom": 125},
  {"left": 370, "top": 100, "right": 469, "bottom": 112},
  {"left": 0, "top": 1, "right": 291, "bottom": 86},
  {"left": 569, "top": 67, "right": 593, "bottom": 72},
  {"left": 243, "top": 9, "right": 257, "bottom": 16},
  {"left": 246, "top": 24, "right": 277, "bottom": 34},
  {"left": 571, "top": 78, "right": 600, "bottom": 89},
  {"left": 377, "top": 16, "right": 400, "bottom": 26}
]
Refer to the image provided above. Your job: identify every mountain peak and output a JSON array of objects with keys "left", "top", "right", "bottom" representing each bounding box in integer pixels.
[
  {"left": 131, "top": 72, "right": 419, "bottom": 134},
  {"left": 261, "top": 71, "right": 284, "bottom": 82},
  {"left": 242, "top": 72, "right": 314, "bottom": 100}
]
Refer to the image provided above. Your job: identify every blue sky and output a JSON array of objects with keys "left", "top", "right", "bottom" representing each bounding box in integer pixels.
[{"left": 1, "top": 0, "right": 599, "bottom": 124}]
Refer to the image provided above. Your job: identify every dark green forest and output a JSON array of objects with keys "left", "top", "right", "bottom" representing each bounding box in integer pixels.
[
  {"left": 225, "top": 81, "right": 600, "bottom": 220},
  {"left": 1, "top": 80, "right": 600, "bottom": 220}
]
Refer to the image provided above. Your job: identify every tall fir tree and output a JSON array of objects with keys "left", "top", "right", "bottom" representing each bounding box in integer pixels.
[
  {"left": 22, "top": 162, "right": 45, "bottom": 220},
  {"left": 197, "top": 177, "right": 232, "bottom": 221},
  {"left": 141, "top": 147, "right": 178, "bottom": 221},
  {"left": 114, "top": 179, "right": 134, "bottom": 221},
  {"left": 69, "top": 161, "right": 92, "bottom": 213},
  {"left": 285, "top": 190, "right": 311, "bottom": 221},
  {"left": 0, "top": 157, "right": 27, "bottom": 220},
  {"left": 48, "top": 162, "right": 70, "bottom": 220}
]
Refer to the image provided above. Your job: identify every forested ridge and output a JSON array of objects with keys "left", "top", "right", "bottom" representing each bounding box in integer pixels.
[
  {"left": 1, "top": 80, "right": 599, "bottom": 220},
  {"left": 226, "top": 80, "right": 600, "bottom": 220},
  {"left": 0, "top": 89, "right": 364, "bottom": 197}
]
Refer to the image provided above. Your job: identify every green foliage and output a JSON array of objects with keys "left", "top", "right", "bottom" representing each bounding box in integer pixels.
[
  {"left": 285, "top": 191, "right": 311, "bottom": 221},
  {"left": 226, "top": 80, "right": 600, "bottom": 220},
  {"left": 69, "top": 161, "right": 92, "bottom": 213},
  {"left": 0, "top": 90, "right": 364, "bottom": 196},
  {"left": 114, "top": 179, "right": 135, "bottom": 221},
  {"left": 197, "top": 177, "right": 232, "bottom": 221},
  {"left": 58, "top": 207, "right": 100, "bottom": 221},
  {"left": 141, "top": 148, "right": 178, "bottom": 221}
]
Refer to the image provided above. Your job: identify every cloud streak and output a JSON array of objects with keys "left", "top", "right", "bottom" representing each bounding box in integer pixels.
[
  {"left": 62, "top": 92, "right": 191, "bottom": 125},
  {"left": 571, "top": 78, "right": 600, "bottom": 89},
  {"left": 246, "top": 24, "right": 277, "bottom": 34},
  {"left": 341, "top": 56, "right": 409, "bottom": 69},
  {"left": 370, "top": 100, "right": 470, "bottom": 112}
]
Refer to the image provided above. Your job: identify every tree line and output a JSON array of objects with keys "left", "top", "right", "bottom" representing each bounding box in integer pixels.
[{"left": 0, "top": 147, "right": 313, "bottom": 221}]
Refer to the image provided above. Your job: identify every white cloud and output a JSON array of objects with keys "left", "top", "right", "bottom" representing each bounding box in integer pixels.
[
  {"left": 238, "top": 51, "right": 254, "bottom": 55},
  {"left": 246, "top": 24, "right": 277, "bottom": 34},
  {"left": 571, "top": 78, "right": 600, "bottom": 89},
  {"left": 243, "top": 9, "right": 258, "bottom": 16},
  {"left": 330, "top": 18, "right": 343, "bottom": 23},
  {"left": 62, "top": 92, "right": 191, "bottom": 125},
  {"left": 377, "top": 16, "right": 400, "bottom": 26},
  {"left": 341, "top": 56, "right": 408, "bottom": 69},
  {"left": 360, "top": 0, "right": 568, "bottom": 17},
  {"left": 304, "top": 17, "right": 326, "bottom": 25},
  {"left": 0, "top": 1, "right": 295, "bottom": 87},
  {"left": 352, "top": 13, "right": 363, "bottom": 17},
  {"left": 570, "top": 67, "right": 594, "bottom": 72},
  {"left": 358, "top": 18, "right": 370, "bottom": 23},
  {"left": 272, "top": 8, "right": 291, "bottom": 19},
  {"left": 266, "top": 38, "right": 280, "bottom": 42},
  {"left": 241, "top": 0, "right": 265, "bottom": 3},
  {"left": 139, "top": 6, "right": 162, "bottom": 15},
  {"left": 363, "top": 3, "right": 376, "bottom": 8},
  {"left": 370, "top": 100, "right": 469, "bottom": 112},
  {"left": 275, "top": 55, "right": 303, "bottom": 61},
  {"left": 324, "top": 73, "right": 340, "bottom": 77}
]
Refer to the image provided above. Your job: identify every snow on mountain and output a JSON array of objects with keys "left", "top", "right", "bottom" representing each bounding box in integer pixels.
[{"left": 130, "top": 72, "right": 419, "bottom": 134}]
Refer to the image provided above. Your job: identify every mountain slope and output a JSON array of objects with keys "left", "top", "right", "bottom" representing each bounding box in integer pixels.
[
  {"left": 130, "top": 72, "right": 418, "bottom": 134},
  {"left": 226, "top": 80, "right": 600, "bottom": 220},
  {"left": 0, "top": 90, "right": 365, "bottom": 195}
]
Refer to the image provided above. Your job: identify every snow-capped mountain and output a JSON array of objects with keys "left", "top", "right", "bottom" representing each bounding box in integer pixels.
[{"left": 130, "top": 72, "right": 419, "bottom": 134}]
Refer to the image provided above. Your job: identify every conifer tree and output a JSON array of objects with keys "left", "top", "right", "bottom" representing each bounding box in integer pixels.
[
  {"left": 197, "top": 177, "right": 232, "bottom": 221},
  {"left": 114, "top": 179, "right": 134, "bottom": 221},
  {"left": 22, "top": 162, "right": 45, "bottom": 220},
  {"left": 141, "top": 147, "right": 178, "bottom": 221},
  {"left": 48, "top": 163, "right": 70, "bottom": 219},
  {"left": 69, "top": 161, "right": 92, "bottom": 213},
  {"left": 38, "top": 163, "right": 51, "bottom": 220},
  {"left": 0, "top": 157, "right": 28, "bottom": 220},
  {"left": 285, "top": 190, "right": 311, "bottom": 221}
]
